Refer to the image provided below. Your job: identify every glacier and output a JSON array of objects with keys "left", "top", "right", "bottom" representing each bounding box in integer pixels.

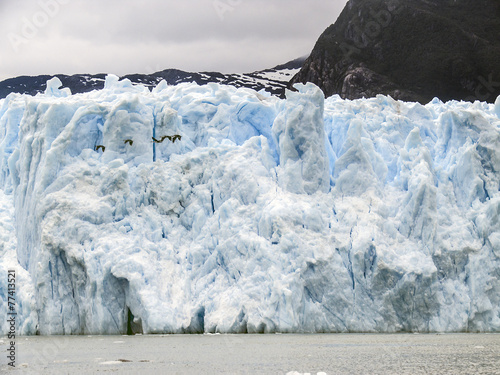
[{"left": 0, "top": 75, "right": 500, "bottom": 335}]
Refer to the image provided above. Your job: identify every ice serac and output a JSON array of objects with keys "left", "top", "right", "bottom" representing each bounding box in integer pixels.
[
  {"left": 0, "top": 78, "right": 500, "bottom": 335},
  {"left": 495, "top": 95, "right": 500, "bottom": 118},
  {"left": 273, "top": 83, "right": 330, "bottom": 194},
  {"left": 44, "top": 77, "right": 71, "bottom": 98}
]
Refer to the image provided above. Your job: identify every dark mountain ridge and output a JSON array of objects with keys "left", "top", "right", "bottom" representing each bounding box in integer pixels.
[
  {"left": 0, "top": 56, "right": 306, "bottom": 100},
  {"left": 291, "top": 0, "right": 500, "bottom": 103}
]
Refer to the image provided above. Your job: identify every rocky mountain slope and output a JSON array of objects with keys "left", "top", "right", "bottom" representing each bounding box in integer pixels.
[
  {"left": 0, "top": 56, "right": 306, "bottom": 100},
  {"left": 290, "top": 0, "right": 500, "bottom": 103}
]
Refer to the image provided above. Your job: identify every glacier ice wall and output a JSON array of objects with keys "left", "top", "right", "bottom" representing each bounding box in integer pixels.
[
  {"left": 273, "top": 82, "right": 330, "bottom": 194},
  {"left": 1, "top": 76, "right": 500, "bottom": 334}
]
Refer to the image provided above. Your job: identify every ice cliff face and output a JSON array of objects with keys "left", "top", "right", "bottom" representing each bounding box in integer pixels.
[
  {"left": 0, "top": 76, "right": 500, "bottom": 335},
  {"left": 273, "top": 83, "right": 330, "bottom": 194}
]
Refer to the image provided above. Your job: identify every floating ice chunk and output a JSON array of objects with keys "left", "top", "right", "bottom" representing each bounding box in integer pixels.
[{"left": 495, "top": 95, "right": 500, "bottom": 118}]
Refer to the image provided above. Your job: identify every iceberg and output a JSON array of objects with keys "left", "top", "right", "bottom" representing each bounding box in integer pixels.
[{"left": 0, "top": 78, "right": 499, "bottom": 335}]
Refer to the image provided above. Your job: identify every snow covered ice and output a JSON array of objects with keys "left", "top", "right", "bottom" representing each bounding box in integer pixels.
[{"left": 0, "top": 75, "right": 499, "bottom": 335}]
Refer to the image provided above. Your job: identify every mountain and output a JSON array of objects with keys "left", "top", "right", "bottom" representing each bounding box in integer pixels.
[
  {"left": 290, "top": 0, "right": 500, "bottom": 103},
  {"left": 0, "top": 56, "right": 306, "bottom": 100}
]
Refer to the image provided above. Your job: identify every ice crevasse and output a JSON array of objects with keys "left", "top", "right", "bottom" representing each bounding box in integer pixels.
[{"left": 0, "top": 75, "right": 500, "bottom": 335}]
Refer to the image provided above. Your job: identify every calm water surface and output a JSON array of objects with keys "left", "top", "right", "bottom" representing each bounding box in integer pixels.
[{"left": 1, "top": 333, "right": 499, "bottom": 374}]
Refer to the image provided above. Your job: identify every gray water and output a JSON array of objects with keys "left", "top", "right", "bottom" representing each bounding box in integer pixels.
[{"left": 1, "top": 333, "right": 499, "bottom": 374}]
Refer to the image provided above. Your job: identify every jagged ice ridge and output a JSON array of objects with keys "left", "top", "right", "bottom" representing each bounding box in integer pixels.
[{"left": 1, "top": 76, "right": 500, "bottom": 334}]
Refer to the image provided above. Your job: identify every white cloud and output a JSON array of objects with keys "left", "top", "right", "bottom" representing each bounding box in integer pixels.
[{"left": 0, "top": 0, "right": 347, "bottom": 81}]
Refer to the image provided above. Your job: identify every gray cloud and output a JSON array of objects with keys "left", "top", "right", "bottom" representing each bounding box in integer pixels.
[{"left": 0, "top": 0, "right": 347, "bottom": 81}]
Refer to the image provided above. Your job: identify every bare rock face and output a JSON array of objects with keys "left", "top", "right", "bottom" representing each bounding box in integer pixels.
[{"left": 291, "top": 0, "right": 500, "bottom": 103}]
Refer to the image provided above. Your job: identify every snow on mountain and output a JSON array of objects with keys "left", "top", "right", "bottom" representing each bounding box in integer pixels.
[
  {"left": 0, "top": 57, "right": 307, "bottom": 100},
  {"left": 0, "top": 76, "right": 499, "bottom": 335}
]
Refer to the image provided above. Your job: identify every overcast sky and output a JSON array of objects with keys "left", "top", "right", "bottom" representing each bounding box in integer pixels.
[{"left": 0, "top": 0, "right": 347, "bottom": 81}]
